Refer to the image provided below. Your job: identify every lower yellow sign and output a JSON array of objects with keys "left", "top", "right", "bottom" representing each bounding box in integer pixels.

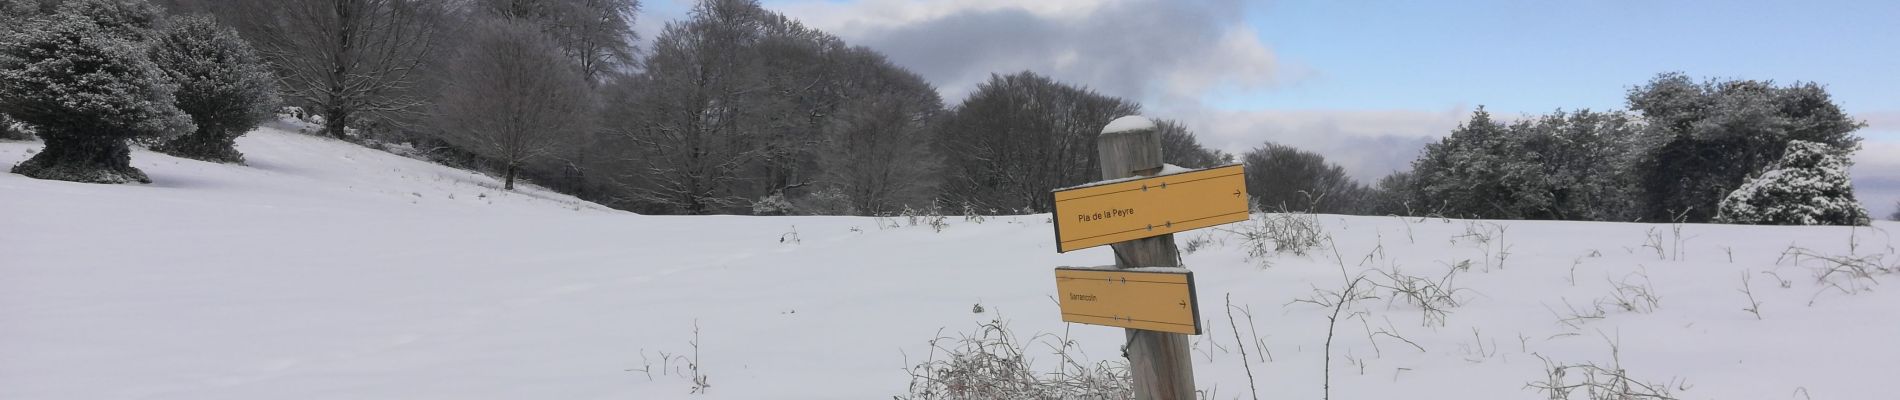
[{"left": 1053, "top": 267, "right": 1201, "bottom": 335}]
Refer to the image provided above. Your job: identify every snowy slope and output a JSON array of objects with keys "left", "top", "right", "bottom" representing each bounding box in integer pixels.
[{"left": 2, "top": 128, "right": 1898, "bottom": 400}]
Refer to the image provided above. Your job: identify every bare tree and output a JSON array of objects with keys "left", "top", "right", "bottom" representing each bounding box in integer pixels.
[
  {"left": 820, "top": 91, "right": 941, "bottom": 215},
  {"left": 1242, "top": 142, "right": 1370, "bottom": 214},
  {"left": 557, "top": 0, "right": 638, "bottom": 84},
  {"left": 466, "top": 0, "right": 639, "bottom": 196},
  {"left": 589, "top": 0, "right": 955, "bottom": 215},
  {"left": 471, "top": 0, "right": 639, "bottom": 85},
  {"left": 241, "top": 0, "right": 448, "bottom": 139},
  {"left": 1156, "top": 118, "right": 1229, "bottom": 169},
  {"left": 429, "top": 18, "right": 592, "bottom": 190},
  {"left": 936, "top": 71, "right": 1138, "bottom": 213},
  {"left": 596, "top": 0, "right": 773, "bottom": 214}
]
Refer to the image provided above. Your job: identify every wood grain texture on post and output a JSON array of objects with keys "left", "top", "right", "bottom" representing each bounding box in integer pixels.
[{"left": 1096, "top": 115, "right": 1195, "bottom": 400}]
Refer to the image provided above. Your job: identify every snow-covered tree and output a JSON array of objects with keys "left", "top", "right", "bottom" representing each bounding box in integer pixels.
[
  {"left": 1890, "top": 201, "right": 1900, "bottom": 222},
  {"left": 430, "top": 18, "right": 592, "bottom": 190},
  {"left": 55, "top": 0, "right": 165, "bottom": 41},
  {"left": 0, "top": 0, "right": 42, "bottom": 17},
  {"left": 1, "top": 0, "right": 47, "bottom": 140},
  {"left": 1, "top": 12, "right": 193, "bottom": 183},
  {"left": 148, "top": 15, "right": 279, "bottom": 163},
  {"left": 1406, "top": 108, "right": 1641, "bottom": 221},
  {"left": 1715, "top": 141, "right": 1869, "bottom": 226},
  {"left": 1629, "top": 72, "right": 1865, "bottom": 222},
  {"left": 1367, "top": 171, "right": 1415, "bottom": 216}
]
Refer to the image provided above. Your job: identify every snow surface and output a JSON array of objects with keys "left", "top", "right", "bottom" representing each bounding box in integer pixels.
[
  {"left": 3, "top": 128, "right": 1899, "bottom": 399},
  {"left": 1102, "top": 115, "right": 1155, "bottom": 134}
]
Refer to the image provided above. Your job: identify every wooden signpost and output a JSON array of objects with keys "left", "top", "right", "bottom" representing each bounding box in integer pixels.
[{"left": 1045, "top": 116, "right": 1250, "bottom": 400}]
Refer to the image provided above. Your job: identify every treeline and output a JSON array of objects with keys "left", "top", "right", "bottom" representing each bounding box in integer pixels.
[
  {"left": 1227, "top": 72, "right": 1873, "bottom": 227},
  {"left": 2, "top": 0, "right": 1872, "bottom": 225},
  {"left": 1389, "top": 74, "right": 1869, "bottom": 225},
  {"left": 3, "top": 0, "right": 1243, "bottom": 216}
]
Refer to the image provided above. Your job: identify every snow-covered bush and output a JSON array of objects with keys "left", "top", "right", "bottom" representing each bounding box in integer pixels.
[
  {"left": 0, "top": 113, "right": 32, "bottom": 140},
  {"left": 0, "top": 12, "right": 193, "bottom": 183},
  {"left": 750, "top": 192, "right": 795, "bottom": 216},
  {"left": 148, "top": 15, "right": 279, "bottom": 163},
  {"left": 1891, "top": 201, "right": 1900, "bottom": 222},
  {"left": 1715, "top": 141, "right": 1869, "bottom": 226}
]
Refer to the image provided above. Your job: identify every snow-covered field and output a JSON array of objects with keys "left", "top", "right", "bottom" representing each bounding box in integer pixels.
[{"left": 3, "top": 128, "right": 1897, "bottom": 400}]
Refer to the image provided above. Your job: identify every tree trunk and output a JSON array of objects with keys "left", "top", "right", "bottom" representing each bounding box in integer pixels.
[
  {"left": 324, "top": 0, "right": 355, "bottom": 140},
  {"left": 323, "top": 106, "right": 351, "bottom": 139},
  {"left": 504, "top": 163, "right": 517, "bottom": 190},
  {"left": 11, "top": 134, "right": 149, "bottom": 184}
]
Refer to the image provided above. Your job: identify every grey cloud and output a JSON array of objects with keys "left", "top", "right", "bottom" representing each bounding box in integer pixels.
[
  {"left": 809, "top": 0, "right": 1448, "bottom": 183},
  {"left": 839, "top": 0, "right": 1259, "bottom": 103}
]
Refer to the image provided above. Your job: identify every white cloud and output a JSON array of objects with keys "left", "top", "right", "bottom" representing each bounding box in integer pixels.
[
  {"left": 1179, "top": 107, "right": 1471, "bottom": 181},
  {"left": 1158, "top": 26, "right": 1279, "bottom": 104}
]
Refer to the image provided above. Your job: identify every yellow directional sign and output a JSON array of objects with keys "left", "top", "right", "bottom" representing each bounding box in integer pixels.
[
  {"left": 1051, "top": 164, "right": 1248, "bottom": 253},
  {"left": 1053, "top": 267, "right": 1201, "bottom": 335}
]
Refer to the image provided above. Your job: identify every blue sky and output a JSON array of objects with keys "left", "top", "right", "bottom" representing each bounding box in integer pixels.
[
  {"left": 1227, "top": 1, "right": 1899, "bottom": 121},
  {"left": 645, "top": 0, "right": 1900, "bottom": 216}
]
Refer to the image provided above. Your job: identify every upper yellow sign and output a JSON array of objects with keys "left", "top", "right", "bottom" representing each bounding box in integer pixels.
[
  {"left": 1050, "top": 164, "right": 1249, "bottom": 253},
  {"left": 1053, "top": 267, "right": 1201, "bottom": 335}
]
